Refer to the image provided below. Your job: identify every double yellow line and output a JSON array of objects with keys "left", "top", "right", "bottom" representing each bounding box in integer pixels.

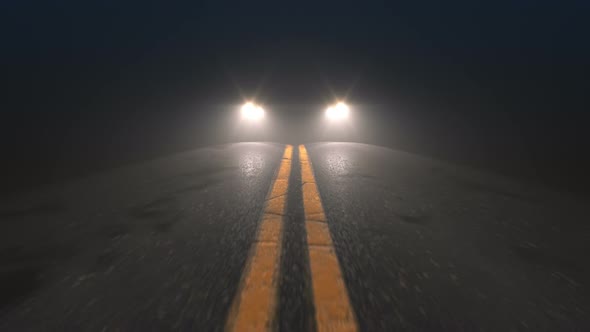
[{"left": 226, "top": 145, "right": 358, "bottom": 332}]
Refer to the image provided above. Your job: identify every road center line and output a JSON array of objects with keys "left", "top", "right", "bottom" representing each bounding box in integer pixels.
[
  {"left": 226, "top": 145, "right": 293, "bottom": 332},
  {"left": 299, "top": 145, "right": 359, "bottom": 332}
]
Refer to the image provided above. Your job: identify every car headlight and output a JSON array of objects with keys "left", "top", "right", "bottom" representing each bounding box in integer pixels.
[
  {"left": 241, "top": 102, "right": 265, "bottom": 120},
  {"left": 325, "top": 102, "right": 350, "bottom": 120},
  {"left": 326, "top": 102, "right": 350, "bottom": 120}
]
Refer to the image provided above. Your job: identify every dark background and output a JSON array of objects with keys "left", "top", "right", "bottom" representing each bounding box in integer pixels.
[{"left": 1, "top": 1, "right": 589, "bottom": 196}]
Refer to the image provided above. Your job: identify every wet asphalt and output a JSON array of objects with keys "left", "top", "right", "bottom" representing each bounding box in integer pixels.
[{"left": 0, "top": 142, "right": 588, "bottom": 331}]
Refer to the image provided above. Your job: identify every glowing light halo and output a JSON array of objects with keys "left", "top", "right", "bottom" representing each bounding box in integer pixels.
[
  {"left": 241, "top": 101, "right": 265, "bottom": 120},
  {"left": 325, "top": 101, "right": 350, "bottom": 120}
]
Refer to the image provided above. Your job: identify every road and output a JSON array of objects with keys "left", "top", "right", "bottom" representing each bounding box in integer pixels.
[{"left": 0, "top": 142, "right": 588, "bottom": 331}]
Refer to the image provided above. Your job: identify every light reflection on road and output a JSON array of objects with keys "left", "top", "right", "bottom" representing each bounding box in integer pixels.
[
  {"left": 324, "top": 146, "right": 354, "bottom": 177},
  {"left": 239, "top": 151, "right": 266, "bottom": 178}
]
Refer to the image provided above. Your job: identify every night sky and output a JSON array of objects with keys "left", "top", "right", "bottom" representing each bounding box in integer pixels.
[{"left": 2, "top": 1, "right": 589, "bottom": 195}]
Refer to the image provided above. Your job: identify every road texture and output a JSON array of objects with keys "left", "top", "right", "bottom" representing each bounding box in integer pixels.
[{"left": 0, "top": 142, "right": 588, "bottom": 331}]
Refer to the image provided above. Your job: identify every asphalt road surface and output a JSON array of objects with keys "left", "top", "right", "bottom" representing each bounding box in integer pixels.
[{"left": 0, "top": 142, "right": 588, "bottom": 331}]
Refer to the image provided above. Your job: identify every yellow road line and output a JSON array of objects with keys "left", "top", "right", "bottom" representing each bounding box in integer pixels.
[
  {"left": 226, "top": 145, "right": 293, "bottom": 332},
  {"left": 299, "top": 145, "right": 358, "bottom": 332}
]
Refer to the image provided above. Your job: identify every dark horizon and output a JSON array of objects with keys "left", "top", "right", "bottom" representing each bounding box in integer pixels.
[{"left": 2, "top": 1, "right": 590, "bottom": 196}]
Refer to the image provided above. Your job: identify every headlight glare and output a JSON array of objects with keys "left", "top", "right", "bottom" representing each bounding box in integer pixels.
[
  {"left": 241, "top": 102, "right": 265, "bottom": 120},
  {"left": 325, "top": 102, "right": 350, "bottom": 120}
]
